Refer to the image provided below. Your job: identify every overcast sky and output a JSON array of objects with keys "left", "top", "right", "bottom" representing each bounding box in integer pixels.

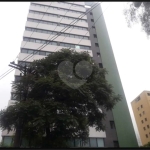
[{"left": 0, "top": 2, "right": 148, "bottom": 145}]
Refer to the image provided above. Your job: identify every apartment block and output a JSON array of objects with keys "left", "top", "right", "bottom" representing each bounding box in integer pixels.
[
  {"left": 1, "top": 2, "right": 138, "bottom": 147},
  {"left": 131, "top": 91, "right": 150, "bottom": 145}
]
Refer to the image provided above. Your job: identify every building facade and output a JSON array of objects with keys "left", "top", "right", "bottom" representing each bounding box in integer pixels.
[
  {"left": 2, "top": 2, "right": 138, "bottom": 147},
  {"left": 131, "top": 91, "right": 150, "bottom": 146}
]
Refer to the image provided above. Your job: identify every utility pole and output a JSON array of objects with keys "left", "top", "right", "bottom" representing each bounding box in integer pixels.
[{"left": 8, "top": 61, "right": 31, "bottom": 147}]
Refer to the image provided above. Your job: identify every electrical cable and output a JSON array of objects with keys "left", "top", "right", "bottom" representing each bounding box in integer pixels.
[
  {"left": 0, "top": 2, "right": 109, "bottom": 80},
  {"left": 19, "top": 2, "right": 101, "bottom": 63}
]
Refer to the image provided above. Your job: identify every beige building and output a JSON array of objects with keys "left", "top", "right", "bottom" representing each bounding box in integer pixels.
[{"left": 131, "top": 91, "right": 150, "bottom": 145}]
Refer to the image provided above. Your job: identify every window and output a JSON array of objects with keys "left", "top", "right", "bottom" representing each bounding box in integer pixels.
[
  {"left": 137, "top": 107, "right": 139, "bottom": 111},
  {"left": 99, "top": 63, "right": 103, "bottom": 68},
  {"left": 11, "top": 93, "right": 18, "bottom": 100},
  {"left": 110, "top": 121, "right": 115, "bottom": 129},
  {"left": 90, "top": 12, "right": 93, "bottom": 15},
  {"left": 146, "top": 134, "right": 148, "bottom": 138},
  {"left": 143, "top": 111, "right": 145, "bottom": 114},
  {"left": 147, "top": 93, "right": 150, "bottom": 96},
  {"left": 82, "top": 139, "right": 90, "bottom": 147},
  {"left": 141, "top": 105, "right": 143, "bottom": 108},
  {"left": 90, "top": 138, "right": 97, "bottom": 147},
  {"left": 28, "top": 50, "right": 34, "bottom": 54},
  {"left": 36, "top": 39, "right": 41, "bottom": 43},
  {"left": 75, "top": 45, "right": 80, "bottom": 49},
  {"left": 136, "top": 96, "right": 140, "bottom": 102},
  {"left": 93, "top": 34, "right": 97, "bottom": 38},
  {"left": 15, "top": 76, "right": 21, "bottom": 82},
  {"left": 145, "top": 118, "right": 147, "bottom": 121},
  {"left": 18, "top": 61, "right": 25, "bottom": 67},
  {"left": 21, "top": 49, "right": 28, "bottom": 53},
  {"left": 139, "top": 114, "right": 141, "bottom": 117},
  {"left": 39, "top": 51, "right": 46, "bottom": 56},
  {"left": 46, "top": 52, "right": 51, "bottom": 56},
  {"left": 95, "top": 43, "right": 99, "bottom": 47},
  {"left": 75, "top": 139, "right": 81, "bottom": 147},
  {"left": 60, "top": 43, "right": 65, "bottom": 47},
  {"left": 70, "top": 35, "right": 74, "bottom": 38},
  {"left": 143, "top": 127, "right": 146, "bottom": 130},
  {"left": 83, "top": 36, "right": 89, "bottom": 40},
  {"left": 97, "top": 52, "right": 100, "bottom": 57},
  {"left": 91, "top": 19, "right": 94, "bottom": 22},
  {"left": 97, "top": 138, "right": 104, "bottom": 147},
  {"left": 141, "top": 120, "right": 144, "bottom": 124},
  {"left": 113, "top": 141, "right": 119, "bottom": 147},
  {"left": 147, "top": 125, "right": 149, "bottom": 128}
]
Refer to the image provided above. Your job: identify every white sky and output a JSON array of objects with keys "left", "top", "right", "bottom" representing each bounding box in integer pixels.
[{"left": 0, "top": 2, "right": 149, "bottom": 145}]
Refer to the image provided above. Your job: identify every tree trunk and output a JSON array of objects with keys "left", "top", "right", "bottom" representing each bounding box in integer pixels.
[
  {"left": 13, "top": 127, "right": 22, "bottom": 147},
  {"left": 42, "top": 127, "right": 51, "bottom": 148}
]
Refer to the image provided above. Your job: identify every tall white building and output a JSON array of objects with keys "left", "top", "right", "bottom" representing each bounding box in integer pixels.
[{"left": 2, "top": 2, "right": 138, "bottom": 148}]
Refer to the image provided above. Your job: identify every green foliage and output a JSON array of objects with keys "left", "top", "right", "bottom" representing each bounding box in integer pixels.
[
  {"left": 124, "top": 2, "right": 150, "bottom": 36},
  {"left": 0, "top": 49, "right": 121, "bottom": 148},
  {"left": 140, "top": 142, "right": 150, "bottom": 147},
  {"left": 0, "top": 141, "right": 13, "bottom": 147}
]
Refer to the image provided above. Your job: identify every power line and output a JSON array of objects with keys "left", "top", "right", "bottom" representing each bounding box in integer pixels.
[
  {"left": 21, "top": 2, "right": 77, "bottom": 62},
  {"left": 53, "top": 2, "right": 102, "bottom": 52},
  {"left": 0, "top": 2, "right": 74, "bottom": 79},
  {"left": 20, "top": 2, "right": 101, "bottom": 63},
  {"left": 0, "top": 2, "right": 102, "bottom": 80},
  {"left": 0, "top": 2, "right": 108, "bottom": 81},
  {"left": 22, "top": 2, "right": 53, "bottom": 49},
  {"left": 0, "top": 2, "right": 53, "bottom": 79},
  {"left": 0, "top": 54, "right": 19, "bottom": 78},
  {"left": 77, "top": 3, "right": 111, "bottom": 45},
  {"left": 0, "top": 2, "right": 99, "bottom": 80}
]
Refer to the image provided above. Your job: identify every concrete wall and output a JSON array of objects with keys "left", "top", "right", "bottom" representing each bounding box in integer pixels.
[
  {"left": 91, "top": 3, "right": 138, "bottom": 147},
  {"left": 86, "top": 7, "right": 118, "bottom": 147}
]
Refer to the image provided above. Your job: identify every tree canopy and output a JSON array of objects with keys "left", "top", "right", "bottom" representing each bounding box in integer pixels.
[
  {"left": 0, "top": 49, "right": 121, "bottom": 148},
  {"left": 124, "top": 2, "right": 150, "bottom": 36}
]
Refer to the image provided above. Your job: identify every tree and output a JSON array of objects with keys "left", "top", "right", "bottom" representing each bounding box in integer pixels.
[
  {"left": 140, "top": 141, "right": 150, "bottom": 147},
  {"left": 124, "top": 2, "right": 150, "bottom": 36},
  {"left": 0, "top": 49, "right": 121, "bottom": 148}
]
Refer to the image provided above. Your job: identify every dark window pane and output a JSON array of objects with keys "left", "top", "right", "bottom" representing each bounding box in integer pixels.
[
  {"left": 90, "top": 138, "right": 97, "bottom": 147},
  {"left": 82, "top": 139, "right": 90, "bottom": 147},
  {"left": 33, "top": 50, "right": 39, "bottom": 55},
  {"left": 95, "top": 43, "right": 99, "bottom": 47},
  {"left": 94, "top": 34, "right": 97, "bottom": 38},
  {"left": 21, "top": 49, "right": 28, "bottom": 53},
  {"left": 28, "top": 50, "right": 34, "bottom": 54},
  {"left": 110, "top": 121, "right": 115, "bottom": 129},
  {"left": 11, "top": 93, "right": 17, "bottom": 100},
  {"left": 97, "top": 138, "right": 104, "bottom": 147},
  {"left": 75, "top": 139, "right": 81, "bottom": 147},
  {"left": 99, "top": 63, "right": 103, "bottom": 68},
  {"left": 39, "top": 51, "right": 46, "bottom": 56},
  {"left": 147, "top": 93, "right": 150, "bottom": 96},
  {"left": 84, "top": 36, "right": 89, "bottom": 40},
  {"left": 46, "top": 52, "right": 51, "bottom": 56},
  {"left": 15, "top": 76, "right": 21, "bottom": 82}
]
